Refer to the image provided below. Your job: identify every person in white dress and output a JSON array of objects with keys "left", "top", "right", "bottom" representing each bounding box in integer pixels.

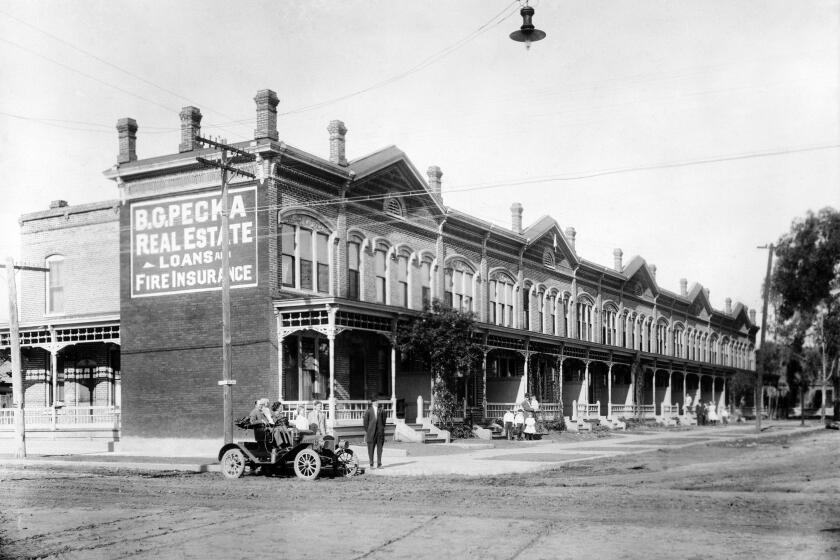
[{"left": 707, "top": 401, "right": 718, "bottom": 425}]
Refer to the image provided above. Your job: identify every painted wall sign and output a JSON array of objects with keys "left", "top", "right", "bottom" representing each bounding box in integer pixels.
[{"left": 130, "top": 187, "right": 258, "bottom": 297}]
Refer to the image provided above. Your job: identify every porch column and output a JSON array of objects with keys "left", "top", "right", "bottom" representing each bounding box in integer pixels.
[
  {"left": 695, "top": 374, "right": 703, "bottom": 406},
  {"left": 328, "top": 332, "right": 336, "bottom": 427},
  {"left": 651, "top": 370, "right": 656, "bottom": 412},
  {"left": 607, "top": 363, "right": 613, "bottom": 419},
  {"left": 327, "top": 307, "right": 338, "bottom": 430},
  {"left": 667, "top": 370, "right": 673, "bottom": 411},
  {"left": 481, "top": 350, "right": 488, "bottom": 418},
  {"left": 50, "top": 328, "right": 59, "bottom": 430},
  {"left": 276, "top": 311, "right": 284, "bottom": 401},
  {"left": 390, "top": 343, "right": 397, "bottom": 420},
  {"left": 682, "top": 372, "right": 687, "bottom": 414},
  {"left": 583, "top": 360, "right": 590, "bottom": 406},
  {"left": 558, "top": 357, "right": 565, "bottom": 418}
]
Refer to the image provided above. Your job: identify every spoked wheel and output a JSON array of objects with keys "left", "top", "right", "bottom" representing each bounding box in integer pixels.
[
  {"left": 220, "top": 448, "right": 247, "bottom": 479},
  {"left": 335, "top": 449, "right": 359, "bottom": 477},
  {"left": 293, "top": 448, "right": 321, "bottom": 480}
]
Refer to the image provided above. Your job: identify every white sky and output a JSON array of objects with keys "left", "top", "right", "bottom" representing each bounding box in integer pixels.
[{"left": 1, "top": 0, "right": 838, "bottom": 328}]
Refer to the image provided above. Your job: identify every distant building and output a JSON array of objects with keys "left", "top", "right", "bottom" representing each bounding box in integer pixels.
[{"left": 1, "top": 90, "right": 758, "bottom": 449}]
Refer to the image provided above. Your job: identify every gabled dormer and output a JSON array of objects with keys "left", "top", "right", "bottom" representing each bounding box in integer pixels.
[
  {"left": 621, "top": 256, "right": 660, "bottom": 299},
  {"left": 350, "top": 146, "right": 447, "bottom": 223},
  {"left": 522, "top": 215, "right": 579, "bottom": 271},
  {"left": 686, "top": 283, "right": 714, "bottom": 320}
]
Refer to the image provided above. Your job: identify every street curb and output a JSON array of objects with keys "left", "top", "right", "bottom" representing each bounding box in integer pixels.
[{"left": 0, "top": 458, "right": 218, "bottom": 473}]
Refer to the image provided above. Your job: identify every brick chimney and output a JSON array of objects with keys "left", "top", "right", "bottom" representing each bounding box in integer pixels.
[
  {"left": 327, "top": 120, "right": 348, "bottom": 166},
  {"left": 254, "top": 89, "right": 279, "bottom": 140},
  {"left": 49, "top": 200, "right": 68, "bottom": 209},
  {"left": 749, "top": 309, "right": 756, "bottom": 323},
  {"left": 179, "top": 106, "right": 202, "bottom": 153},
  {"left": 116, "top": 118, "right": 138, "bottom": 164},
  {"left": 613, "top": 248, "right": 623, "bottom": 272},
  {"left": 680, "top": 278, "right": 688, "bottom": 296},
  {"left": 427, "top": 166, "right": 442, "bottom": 197},
  {"left": 511, "top": 203, "right": 523, "bottom": 233},
  {"left": 565, "top": 226, "right": 576, "bottom": 251},
  {"left": 725, "top": 297, "right": 732, "bottom": 314}
]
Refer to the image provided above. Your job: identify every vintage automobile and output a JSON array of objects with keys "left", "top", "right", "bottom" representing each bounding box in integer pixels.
[{"left": 218, "top": 418, "right": 360, "bottom": 480}]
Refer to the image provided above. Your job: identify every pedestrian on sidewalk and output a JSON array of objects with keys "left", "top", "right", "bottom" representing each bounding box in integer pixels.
[
  {"left": 363, "top": 400, "right": 386, "bottom": 469},
  {"left": 513, "top": 408, "right": 525, "bottom": 441},
  {"left": 503, "top": 408, "right": 515, "bottom": 440}
]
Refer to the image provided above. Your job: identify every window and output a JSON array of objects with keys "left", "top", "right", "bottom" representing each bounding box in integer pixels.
[
  {"left": 645, "top": 320, "right": 652, "bottom": 352},
  {"left": 489, "top": 277, "right": 514, "bottom": 327},
  {"left": 543, "top": 248, "right": 555, "bottom": 269},
  {"left": 673, "top": 328, "right": 684, "bottom": 358},
  {"left": 316, "top": 232, "right": 329, "bottom": 294},
  {"left": 548, "top": 295, "right": 556, "bottom": 335},
  {"left": 420, "top": 261, "right": 431, "bottom": 308},
  {"left": 46, "top": 255, "right": 65, "bottom": 315},
  {"left": 396, "top": 255, "right": 409, "bottom": 307},
  {"left": 523, "top": 289, "right": 530, "bottom": 330},
  {"left": 576, "top": 300, "right": 593, "bottom": 341},
  {"left": 374, "top": 249, "right": 387, "bottom": 304},
  {"left": 384, "top": 196, "right": 404, "bottom": 218},
  {"left": 656, "top": 323, "right": 667, "bottom": 354},
  {"left": 603, "top": 307, "right": 617, "bottom": 345},
  {"left": 347, "top": 242, "right": 360, "bottom": 299},
  {"left": 447, "top": 268, "right": 474, "bottom": 312},
  {"left": 281, "top": 222, "right": 332, "bottom": 294},
  {"left": 538, "top": 293, "right": 544, "bottom": 333},
  {"left": 444, "top": 269, "right": 453, "bottom": 308},
  {"left": 281, "top": 225, "right": 296, "bottom": 287}
]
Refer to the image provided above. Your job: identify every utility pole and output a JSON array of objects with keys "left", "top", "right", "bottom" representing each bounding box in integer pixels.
[
  {"left": 756, "top": 243, "right": 774, "bottom": 434},
  {"left": 1, "top": 259, "right": 48, "bottom": 458},
  {"left": 194, "top": 136, "right": 256, "bottom": 444}
]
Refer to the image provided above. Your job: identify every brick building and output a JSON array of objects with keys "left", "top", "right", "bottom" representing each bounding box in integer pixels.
[
  {"left": 2, "top": 88, "right": 758, "bottom": 449},
  {"left": 0, "top": 199, "right": 121, "bottom": 435}
]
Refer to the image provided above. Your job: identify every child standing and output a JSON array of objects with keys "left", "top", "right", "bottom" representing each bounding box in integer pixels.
[
  {"left": 524, "top": 412, "right": 537, "bottom": 440},
  {"left": 503, "top": 408, "right": 515, "bottom": 440},
  {"left": 513, "top": 408, "right": 525, "bottom": 441}
]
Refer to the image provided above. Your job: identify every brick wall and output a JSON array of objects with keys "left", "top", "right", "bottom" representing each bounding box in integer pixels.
[
  {"left": 19, "top": 201, "right": 120, "bottom": 324},
  {"left": 120, "top": 184, "right": 277, "bottom": 439}
]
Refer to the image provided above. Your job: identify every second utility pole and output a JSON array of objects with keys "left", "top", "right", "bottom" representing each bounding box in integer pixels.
[
  {"left": 195, "top": 136, "right": 256, "bottom": 444},
  {"left": 756, "top": 243, "right": 774, "bottom": 434}
]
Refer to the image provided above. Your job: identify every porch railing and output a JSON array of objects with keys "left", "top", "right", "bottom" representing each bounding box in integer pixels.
[
  {"left": 573, "top": 401, "right": 601, "bottom": 420},
  {"left": 485, "top": 402, "right": 562, "bottom": 422},
  {"left": 609, "top": 404, "right": 656, "bottom": 419},
  {"left": 0, "top": 406, "right": 121, "bottom": 430},
  {"left": 661, "top": 404, "right": 680, "bottom": 416},
  {"left": 279, "top": 400, "right": 394, "bottom": 426}
]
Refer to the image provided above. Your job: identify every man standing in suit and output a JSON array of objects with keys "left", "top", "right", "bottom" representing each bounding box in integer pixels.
[{"left": 363, "top": 400, "right": 386, "bottom": 470}]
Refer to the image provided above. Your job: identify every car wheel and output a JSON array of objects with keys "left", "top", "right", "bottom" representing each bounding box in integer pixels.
[
  {"left": 293, "top": 448, "right": 321, "bottom": 480},
  {"left": 220, "top": 448, "right": 247, "bottom": 479},
  {"left": 336, "top": 449, "right": 359, "bottom": 477}
]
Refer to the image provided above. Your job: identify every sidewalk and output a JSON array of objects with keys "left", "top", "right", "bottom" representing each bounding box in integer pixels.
[{"left": 0, "top": 421, "right": 827, "bottom": 476}]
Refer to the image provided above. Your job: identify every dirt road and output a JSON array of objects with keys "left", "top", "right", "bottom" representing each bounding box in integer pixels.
[{"left": 1, "top": 430, "right": 839, "bottom": 559}]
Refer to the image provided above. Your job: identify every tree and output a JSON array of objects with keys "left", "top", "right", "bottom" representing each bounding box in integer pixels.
[
  {"left": 395, "top": 300, "right": 484, "bottom": 426},
  {"left": 771, "top": 207, "right": 840, "bottom": 421}
]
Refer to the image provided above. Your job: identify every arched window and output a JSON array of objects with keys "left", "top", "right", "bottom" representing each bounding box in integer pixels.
[
  {"left": 489, "top": 274, "right": 515, "bottom": 327},
  {"left": 576, "top": 297, "right": 594, "bottom": 342},
  {"left": 446, "top": 265, "right": 475, "bottom": 312},
  {"left": 673, "top": 326, "right": 685, "bottom": 358},
  {"left": 46, "top": 254, "right": 65, "bottom": 315},
  {"left": 420, "top": 259, "right": 432, "bottom": 308},
  {"left": 656, "top": 321, "right": 668, "bottom": 354},
  {"left": 548, "top": 293, "right": 556, "bottom": 335},
  {"left": 347, "top": 241, "right": 360, "bottom": 299},
  {"left": 384, "top": 195, "right": 405, "bottom": 218},
  {"left": 602, "top": 305, "right": 618, "bottom": 346},
  {"left": 523, "top": 287, "right": 531, "bottom": 330},
  {"left": 374, "top": 248, "right": 387, "bottom": 304},
  {"left": 710, "top": 335, "right": 719, "bottom": 364},
  {"left": 395, "top": 254, "right": 409, "bottom": 308},
  {"left": 280, "top": 219, "right": 331, "bottom": 294},
  {"left": 542, "top": 248, "right": 555, "bottom": 269}
]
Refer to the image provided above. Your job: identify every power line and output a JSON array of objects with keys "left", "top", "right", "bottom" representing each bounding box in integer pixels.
[{"left": 0, "top": 10, "right": 252, "bottom": 137}]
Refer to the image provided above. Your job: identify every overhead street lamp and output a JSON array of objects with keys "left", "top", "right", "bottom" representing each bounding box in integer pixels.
[{"left": 509, "top": 2, "right": 546, "bottom": 50}]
